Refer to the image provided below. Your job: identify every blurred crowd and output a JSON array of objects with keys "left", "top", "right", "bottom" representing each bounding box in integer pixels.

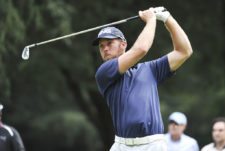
[
  {"left": 1, "top": 103, "right": 225, "bottom": 151},
  {"left": 165, "top": 112, "right": 225, "bottom": 151}
]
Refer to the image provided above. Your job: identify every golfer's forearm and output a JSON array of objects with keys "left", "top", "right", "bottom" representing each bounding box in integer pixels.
[
  {"left": 118, "top": 18, "right": 156, "bottom": 74},
  {"left": 131, "top": 18, "right": 156, "bottom": 54},
  {"left": 165, "top": 16, "right": 193, "bottom": 57}
]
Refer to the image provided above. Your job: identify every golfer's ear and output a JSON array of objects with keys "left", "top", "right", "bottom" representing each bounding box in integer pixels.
[{"left": 121, "top": 41, "right": 127, "bottom": 49}]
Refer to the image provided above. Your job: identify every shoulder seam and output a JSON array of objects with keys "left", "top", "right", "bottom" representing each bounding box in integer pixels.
[{"left": 2, "top": 125, "right": 14, "bottom": 136}]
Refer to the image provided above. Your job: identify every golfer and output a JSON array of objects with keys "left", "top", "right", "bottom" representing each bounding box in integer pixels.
[{"left": 93, "top": 7, "right": 193, "bottom": 151}]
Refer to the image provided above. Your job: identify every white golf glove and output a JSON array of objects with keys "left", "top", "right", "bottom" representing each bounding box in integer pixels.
[{"left": 153, "top": 6, "right": 170, "bottom": 23}]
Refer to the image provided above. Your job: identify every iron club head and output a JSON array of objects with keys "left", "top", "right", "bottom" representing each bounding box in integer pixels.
[{"left": 22, "top": 46, "right": 30, "bottom": 60}]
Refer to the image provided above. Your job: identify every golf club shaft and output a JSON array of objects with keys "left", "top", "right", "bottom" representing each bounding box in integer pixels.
[
  {"left": 22, "top": 7, "right": 167, "bottom": 60},
  {"left": 30, "top": 15, "right": 139, "bottom": 48}
]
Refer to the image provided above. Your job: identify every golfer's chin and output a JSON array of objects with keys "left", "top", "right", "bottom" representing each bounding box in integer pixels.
[{"left": 103, "top": 55, "right": 116, "bottom": 61}]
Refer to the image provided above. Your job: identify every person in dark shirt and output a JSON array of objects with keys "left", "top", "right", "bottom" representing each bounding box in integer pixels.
[
  {"left": 93, "top": 6, "right": 193, "bottom": 151},
  {"left": 0, "top": 104, "right": 25, "bottom": 151}
]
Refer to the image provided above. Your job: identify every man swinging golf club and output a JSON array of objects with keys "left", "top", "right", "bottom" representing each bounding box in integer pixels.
[{"left": 94, "top": 6, "right": 193, "bottom": 151}]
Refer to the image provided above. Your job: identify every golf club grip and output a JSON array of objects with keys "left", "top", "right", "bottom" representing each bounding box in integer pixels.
[{"left": 126, "top": 8, "right": 167, "bottom": 22}]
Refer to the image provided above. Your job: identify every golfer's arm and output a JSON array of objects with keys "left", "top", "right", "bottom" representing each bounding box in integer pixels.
[
  {"left": 166, "top": 16, "right": 193, "bottom": 71},
  {"left": 118, "top": 18, "right": 156, "bottom": 74}
]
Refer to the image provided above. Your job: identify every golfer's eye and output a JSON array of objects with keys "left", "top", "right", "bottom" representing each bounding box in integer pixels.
[
  {"left": 99, "top": 44, "right": 105, "bottom": 49},
  {"left": 107, "top": 41, "right": 112, "bottom": 46}
]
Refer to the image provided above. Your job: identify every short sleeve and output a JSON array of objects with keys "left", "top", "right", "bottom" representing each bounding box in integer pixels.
[
  {"left": 95, "top": 58, "right": 121, "bottom": 95},
  {"left": 147, "top": 55, "right": 174, "bottom": 83}
]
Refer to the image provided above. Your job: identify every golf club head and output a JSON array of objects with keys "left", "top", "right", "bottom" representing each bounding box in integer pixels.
[{"left": 22, "top": 46, "right": 30, "bottom": 60}]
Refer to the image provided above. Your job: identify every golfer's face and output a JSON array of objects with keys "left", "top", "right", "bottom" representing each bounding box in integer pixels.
[
  {"left": 212, "top": 122, "right": 225, "bottom": 143},
  {"left": 99, "top": 39, "right": 125, "bottom": 61}
]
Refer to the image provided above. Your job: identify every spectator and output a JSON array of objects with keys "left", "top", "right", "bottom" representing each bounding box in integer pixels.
[
  {"left": 201, "top": 117, "right": 225, "bottom": 151},
  {"left": 0, "top": 104, "right": 25, "bottom": 151},
  {"left": 165, "top": 112, "right": 199, "bottom": 151}
]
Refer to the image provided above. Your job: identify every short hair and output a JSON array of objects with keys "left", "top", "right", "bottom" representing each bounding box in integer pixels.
[{"left": 212, "top": 117, "right": 225, "bottom": 127}]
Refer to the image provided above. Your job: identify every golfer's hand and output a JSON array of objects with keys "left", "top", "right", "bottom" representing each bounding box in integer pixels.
[
  {"left": 154, "top": 6, "right": 170, "bottom": 23},
  {"left": 139, "top": 8, "right": 156, "bottom": 23}
]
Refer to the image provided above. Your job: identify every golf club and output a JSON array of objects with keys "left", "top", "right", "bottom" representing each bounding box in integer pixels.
[{"left": 21, "top": 7, "right": 166, "bottom": 60}]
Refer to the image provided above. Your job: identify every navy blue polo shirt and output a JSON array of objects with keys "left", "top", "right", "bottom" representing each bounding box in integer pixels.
[{"left": 95, "top": 55, "right": 173, "bottom": 138}]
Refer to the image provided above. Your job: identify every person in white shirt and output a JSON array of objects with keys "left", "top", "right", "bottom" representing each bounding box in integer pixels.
[
  {"left": 201, "top": 117, "right": 225, "bottom": 151},
  {"left": 165, "top": 112, "right": 199, "bottom": 151}
]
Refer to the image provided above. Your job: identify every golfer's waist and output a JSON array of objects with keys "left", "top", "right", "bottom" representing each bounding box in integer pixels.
[{"left": 114, "top": 134, "right": 165, "bottom": 145}]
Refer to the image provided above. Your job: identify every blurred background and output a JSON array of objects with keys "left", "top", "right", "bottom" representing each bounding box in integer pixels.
[{"left": 0, "top": 0, "right": 224, "bottom": 150}]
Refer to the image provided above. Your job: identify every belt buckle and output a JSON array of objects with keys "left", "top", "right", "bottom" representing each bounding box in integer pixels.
[
  {"left": 133, "top": 137, "right": 146, "bottom": 145},
  {"left": 125, "top": 139, "right": 134, "bottom": 145}
]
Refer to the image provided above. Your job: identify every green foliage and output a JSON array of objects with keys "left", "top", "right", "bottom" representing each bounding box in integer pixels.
[{"left": 30, "top": 111, "right": 102, "bottom": 151}]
